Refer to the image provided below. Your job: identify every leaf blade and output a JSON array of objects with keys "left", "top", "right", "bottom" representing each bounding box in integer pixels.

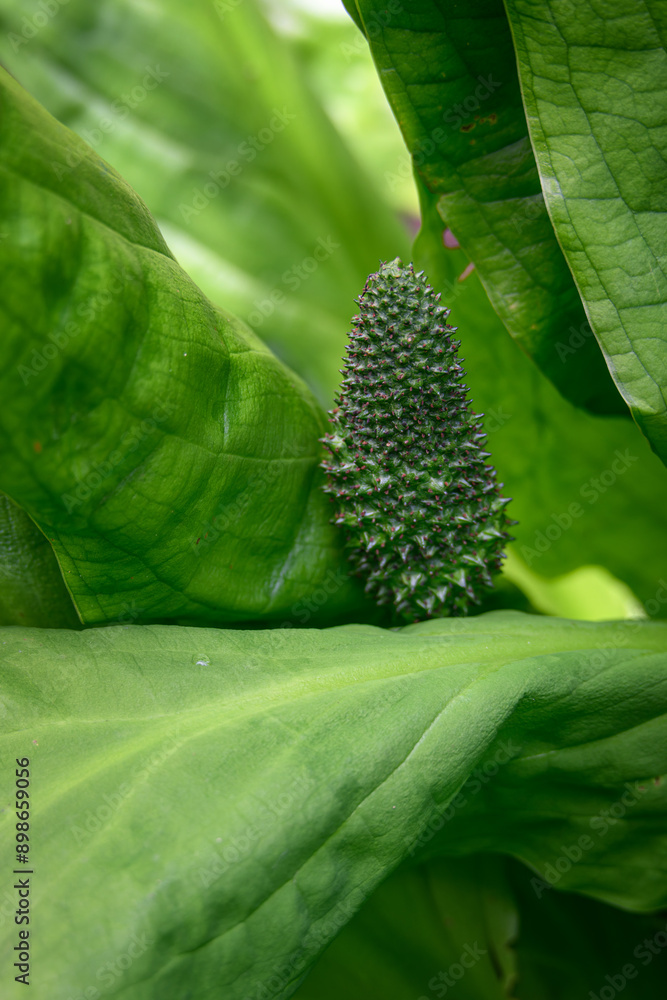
[
  {"left": 1, "top": 612, "right": 666, "bottom": 998},
  {"left": 412, "top": 190, "right": 667, "bottom": 616},
  {"left": 504, "top": 0, "right": 667, "bottom": 461},
  {"left": 352, "top": 0, "right": 626, "bottom": 415},
  {"left": 0, "top": 68, "right": 368, "bottom": 626}
]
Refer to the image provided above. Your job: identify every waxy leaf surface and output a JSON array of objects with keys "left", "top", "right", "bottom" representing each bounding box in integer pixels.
[
  {"left": 504, "top": 0, "right": 667, "bottom": 463},
  {"left": 348, "top": 0, "right": 626, "bottom": 416}
]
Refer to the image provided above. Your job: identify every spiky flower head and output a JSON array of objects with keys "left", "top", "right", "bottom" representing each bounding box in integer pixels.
[{"left": 320, "top": 258, "right": 513, "bottom": 621}]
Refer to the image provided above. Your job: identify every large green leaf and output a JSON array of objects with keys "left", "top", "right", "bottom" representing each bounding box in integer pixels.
[
  {"left": 347, "top": 0, "right": 626, "bottom": 416},
  {"left": 504, "top": 0, "right": 667, "bottom": 464},
  {"left": 295, "top": 855, "right": 667, "bottom": 1000},
  {"left": 295, "top": 855, "right": 519, "bottom": 1000},
  {"left": 1, "top": 612, "right": 666, "bottom": 998},
  {"left": 413, "top": 186, "right": 667, "bottom": 617},
  {"left": 0, "top": 67, "right": 373, "bottom": 627},
  {"left": 0, "top": 0, "right": 409, "bottom": 406}
]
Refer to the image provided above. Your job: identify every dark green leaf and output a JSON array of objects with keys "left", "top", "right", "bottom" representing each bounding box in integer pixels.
[
  {"left": 295, "top": 855, "right": 667, "bottom": 1000},
  {"left": 0, "top": 493, "right": 80, "bottom": 628},
  {"left": 507, "top": 856, "right": 667, "bottom": 999},
  {"left": 504, "top": 0, "right": 667, "bottom": 463},
  {"left": 350, "top": 0, "right": 626, "bottom": 415}
]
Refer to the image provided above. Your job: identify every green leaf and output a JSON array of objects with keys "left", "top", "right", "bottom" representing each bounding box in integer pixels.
[
  {"left": 0, "top": 67, "right": 372, "bottom": 627},
  {"left": 413, "top": 188, "right": 667, "bottom": 616},
  {"left": 349, "top": 0, "right": 626, "bottom": 416},
  {"left": 295, "top": 855, "right": 667, "bottom": 1000},
  {"left": 0, "top": 0, "right": 409, "bottom": 406},
  {"left": 0, "top": 493, "right": 80, "bottom": 628},
  {"left": 1, "top": 612, "right": 666, "bottom": 998},
  {"left": 504, "top": 0, "right": 667, "bottom": 464}
]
